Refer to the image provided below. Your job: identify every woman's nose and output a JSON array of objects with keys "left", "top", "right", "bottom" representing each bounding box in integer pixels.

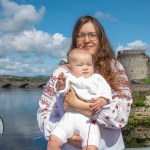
[{"left": 84, "top": 35, "right": 91, "bottom": 42}]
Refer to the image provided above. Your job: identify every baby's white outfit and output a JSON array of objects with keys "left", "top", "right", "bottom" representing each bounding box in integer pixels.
[{"left": 52, "top": 73, "right": 112, "bottom": 149}]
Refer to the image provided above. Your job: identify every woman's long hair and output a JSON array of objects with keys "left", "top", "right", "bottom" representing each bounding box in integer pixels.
[{"left": 69, "top": 15, "right": 119, "bottom": 91}]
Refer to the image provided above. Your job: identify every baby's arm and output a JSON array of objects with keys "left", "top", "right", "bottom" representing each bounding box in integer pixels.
[{"left": 89, "top": 74, "right": 112, "bottom": 113}]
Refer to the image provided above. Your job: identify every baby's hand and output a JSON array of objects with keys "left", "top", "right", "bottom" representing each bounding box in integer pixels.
[
  {"left": 56, "top": 73, "right": 66, "bottom": 91},
  {"left": 90, "top": 97, "right": 108, "bottom": 114}
]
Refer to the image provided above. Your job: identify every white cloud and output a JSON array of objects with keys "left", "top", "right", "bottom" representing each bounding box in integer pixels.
[
  {"left": 0, "top": 0, "right": 45, "bottom": 33},
  {"left": 0, "top": 0, "right": 70, "bottom": 57},
  {"left": 116, "top": 40, "right": 150, "bottom": 52},
  {"left": 127, "top": 40, "right": 148, "bottom": 48},
  {"left": 53, "top": 33, "right": 65, "bottom": 44},
  {"left": 0, "top": 57, "right": 52, "bottom": 76},
  {"left": 0, "top": 0, "right": 71, "bottom": 76},
  {"left": 94, "top": 11, "right": 117, "bottom": 21},
  {"left": 0, "top": 29, "right": 70, "bottom": 57}
]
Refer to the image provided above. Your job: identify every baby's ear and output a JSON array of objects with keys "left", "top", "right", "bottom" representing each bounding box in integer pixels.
[{"left": 67, "top": 64, "right": 71, "bottom": 69}]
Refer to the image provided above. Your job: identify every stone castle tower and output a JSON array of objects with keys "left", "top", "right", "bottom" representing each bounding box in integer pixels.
[{"left": 117, "top": 50, "right": 150, "bottom": 80}]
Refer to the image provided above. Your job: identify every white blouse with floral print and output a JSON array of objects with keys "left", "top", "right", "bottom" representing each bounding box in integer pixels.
[{"left": 37, "top": 60, "right": 133, "bottom": 150}]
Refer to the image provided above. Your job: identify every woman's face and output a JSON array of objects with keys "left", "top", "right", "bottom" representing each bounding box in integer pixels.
[{"left": 76, "top": 22, "right": 99, "bottom": 55}]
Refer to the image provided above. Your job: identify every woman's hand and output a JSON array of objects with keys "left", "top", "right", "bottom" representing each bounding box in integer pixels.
[
  {"left": 67, "top": 134, "right": 82, "bottom": 149},
  {"left": 64, "top": 87, "right": 97, "bottom": 117},
  {"left": 64, "top": 87, "right": 77, "bottom": 112}
]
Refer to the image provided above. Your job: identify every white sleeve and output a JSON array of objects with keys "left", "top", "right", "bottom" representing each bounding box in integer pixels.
[{"left": 37, "top": 66, "right": 68, "bottom": 140}]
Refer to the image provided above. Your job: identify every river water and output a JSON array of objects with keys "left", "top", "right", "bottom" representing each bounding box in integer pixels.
[
  {"left": 0, "top": 88, "right": 149, "bottom": 150},
  {"left": 0, "top": 88, "right": 46, "bottom": 150}
]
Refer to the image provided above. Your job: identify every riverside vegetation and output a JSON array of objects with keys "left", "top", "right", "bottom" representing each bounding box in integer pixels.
[{"left": 0, "top": 75, "right": 50, "bottom": 81}]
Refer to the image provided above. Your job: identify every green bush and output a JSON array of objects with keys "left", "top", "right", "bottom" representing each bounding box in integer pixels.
[
  {"left": 134, "top": 99, "right": 145, "bottom": 107},
  {"left": 140, "top": 78, "right": 150, "bottom": 83}
]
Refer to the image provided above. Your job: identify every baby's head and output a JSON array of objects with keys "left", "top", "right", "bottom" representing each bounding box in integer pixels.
[{"left": 67, "top": 48, "right": 94, "bottom": 78}]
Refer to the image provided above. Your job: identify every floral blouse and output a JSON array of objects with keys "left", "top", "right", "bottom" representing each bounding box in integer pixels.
[{"left": 37, "top": 60, "right": 133, "bottom": 139}]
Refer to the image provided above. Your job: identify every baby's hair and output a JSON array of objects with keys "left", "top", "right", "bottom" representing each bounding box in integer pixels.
[{"left": 67, "top": 48, "right": 94, "bottom": 64}]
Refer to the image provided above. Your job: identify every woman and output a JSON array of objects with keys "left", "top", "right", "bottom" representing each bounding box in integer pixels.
[{"left": 37, "top": 15, "right": 133, "bottom": 150}]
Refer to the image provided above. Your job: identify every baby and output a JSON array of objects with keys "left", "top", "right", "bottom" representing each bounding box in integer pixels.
[{"left": 48, "top": 48, "right": 112, "bottom": 150}]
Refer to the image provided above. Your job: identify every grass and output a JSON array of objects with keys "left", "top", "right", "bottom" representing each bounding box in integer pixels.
[{"left": 140, "top": 78, "right": 150, "bottom": 83}]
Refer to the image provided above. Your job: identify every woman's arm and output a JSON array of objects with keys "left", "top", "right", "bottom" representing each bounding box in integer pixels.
[
  {"left": 64, "top": 87, "right": 107, "bottom": 117},
  {"left": 95, "top": 61, "right": 133, "bottom": 128},
  {"left": 64, "top": 87, "right": 90, "bottom": 116}
]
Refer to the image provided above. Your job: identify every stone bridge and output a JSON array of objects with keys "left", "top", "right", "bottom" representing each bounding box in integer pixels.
[{"left": 0, "top": 80, "right": 47, "bottom": 88}]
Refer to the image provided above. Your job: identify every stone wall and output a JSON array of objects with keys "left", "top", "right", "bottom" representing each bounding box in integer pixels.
[
  {"left": 117, "top": 50, "right": 150, "bottom": 80},
  {"left": 134, "top": 107, "right": 150, "bottom": 139},
  {"left": 134, "top": 107, "right": 150, "bottom": 119},
  {"left": 131, "top": 84, "right": 150, "bottom": 92},
  {"left": 135, "top": 127, "right": 150, "bottom": 139}
]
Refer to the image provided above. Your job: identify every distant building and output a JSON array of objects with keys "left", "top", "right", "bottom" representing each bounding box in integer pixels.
[{"left": 117, "top": 50, "right": 150, "bottom": 80}]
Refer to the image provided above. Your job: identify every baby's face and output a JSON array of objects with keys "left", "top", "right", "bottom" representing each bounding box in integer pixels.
[{"left": 70, "top": 54, "right": 94, "bottom": 78}]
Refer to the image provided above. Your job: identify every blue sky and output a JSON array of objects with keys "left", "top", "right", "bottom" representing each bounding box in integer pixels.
[{"left": 0, "top": 0, "right": 150, "bottom": 76}]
